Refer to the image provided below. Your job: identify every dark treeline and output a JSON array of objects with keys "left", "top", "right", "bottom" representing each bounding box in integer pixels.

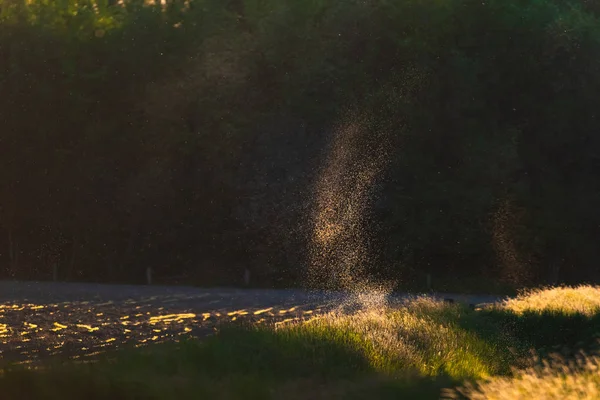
[{"left": 1, "top": 0, "right": 600, "bottom": 291}]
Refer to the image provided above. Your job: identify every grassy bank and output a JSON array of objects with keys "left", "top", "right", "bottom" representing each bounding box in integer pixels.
[{"left": 2, "top": 286, "right": 600, "bottom": 399}]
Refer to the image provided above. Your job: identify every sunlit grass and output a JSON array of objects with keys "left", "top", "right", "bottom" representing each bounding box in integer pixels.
[
  {"left": 498, "top": 285, "right": 600, "bottom": 316},
  {"left": 276, "top": 297, "right": 504, "bottom": 380},
  {"left": 450, "top": 352, "right": 600, "bottom": 400}
]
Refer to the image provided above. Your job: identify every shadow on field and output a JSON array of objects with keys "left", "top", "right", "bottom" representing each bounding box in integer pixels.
[
  {"left": 0, "top": 323, "right": 458, "bottom": 400},
  {"left": 473, "top": 308, "right": 600, "bottom": 357}
]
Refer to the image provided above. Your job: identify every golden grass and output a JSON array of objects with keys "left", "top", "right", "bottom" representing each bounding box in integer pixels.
[
  {"left": 498, "top": 285, "right": 600, "bottom": 316},
  {"left": 449, "top": 352, "right": 600, "bottom": 400},
  {"left": 274, "top": 296, "right": 500, "bottom": 380}
]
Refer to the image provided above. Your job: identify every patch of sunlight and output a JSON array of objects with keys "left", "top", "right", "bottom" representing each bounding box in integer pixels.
[
  {"left": 178, "top": 327, "right": 192, "bottom": 336},
  {"left": 254, "top": 307, "right": 273, "bottom": 315},
  {"left": 3, "top": 305, "right": 25, "bottom": 311},
  {"left": 148, "top": 313, "right": 196, "bottom": 325},
  {"left": 280, "top": 306, "right": 298, "bottom": 314},
  {"left": 51, "top": 322, "right": 68, "bottom": 332},
  {"left": 227, "top": 310, "right": 249, "bottom": 317},
  {"left": 76, "top": 324, "right": 99, "bottom": 332}
]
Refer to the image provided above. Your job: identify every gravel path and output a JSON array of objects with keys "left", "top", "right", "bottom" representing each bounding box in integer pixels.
[{"left": 0, "top": 281, "right": 506, "bottom": 366}]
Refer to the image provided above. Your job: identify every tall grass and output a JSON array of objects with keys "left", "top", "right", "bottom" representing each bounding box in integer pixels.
[
  {"left": 446, "top": 285, "right": 600, "bottom": 399},
  {"left": 450, "top": 352, "right": 600, "bottom": 400},
  {"left": 498, "top": 285, "right": 600, "bottom": 316},
  {"left": 275, "top": 297, "right": 506, "bottom": 380}
]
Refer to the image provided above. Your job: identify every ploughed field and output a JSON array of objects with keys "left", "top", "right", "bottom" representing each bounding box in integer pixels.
[{"left": 0, "top": 281, "right": 501, "bottom": 366}]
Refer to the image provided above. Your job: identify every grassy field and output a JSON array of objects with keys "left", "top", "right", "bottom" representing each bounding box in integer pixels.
[{"left": 1, "top": 286, "right": 600, "bottom": 399}]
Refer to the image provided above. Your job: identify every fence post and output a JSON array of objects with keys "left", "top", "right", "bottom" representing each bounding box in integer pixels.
[{"left": 244, "top": 268, "right": 251, "bottom": 286}]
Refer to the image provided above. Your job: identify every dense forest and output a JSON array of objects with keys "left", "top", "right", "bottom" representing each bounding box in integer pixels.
[{"left": 1, "top": 0, "right": 600, "bottom": 291}]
